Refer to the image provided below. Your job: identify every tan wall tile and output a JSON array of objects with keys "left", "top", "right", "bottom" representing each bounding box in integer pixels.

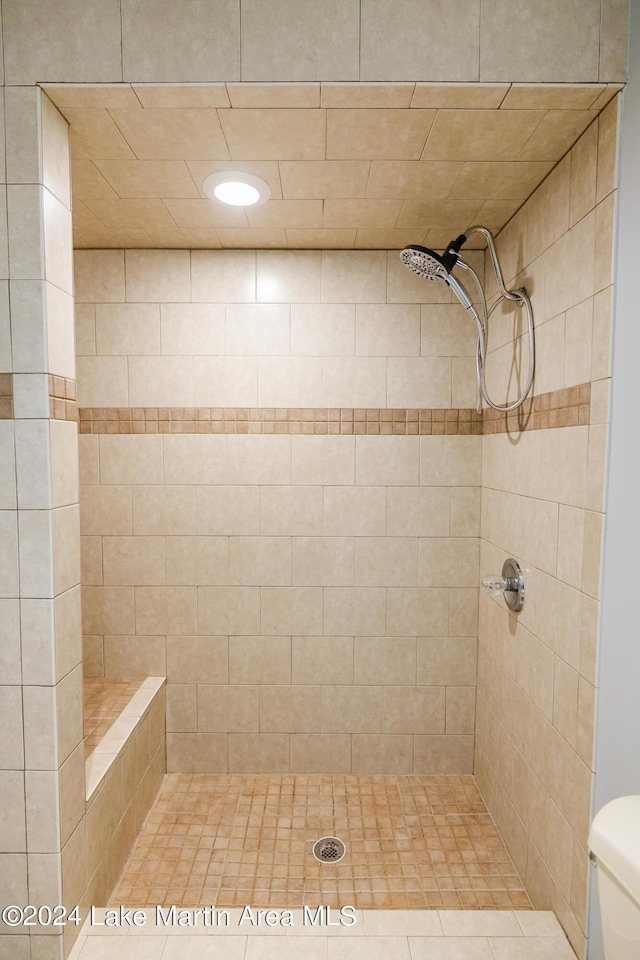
[
  {"left": 191, "top": 250, "right": 256, "bottom": 303},
  {"left": 166, "top": 636, "right": 228, "bottom": 684},
  {"left": 569, "top": 119, "right": 597, "bottom": 226},
  {"left": 80, "top": 485, "right": 132, "bottom": 536},
  {"left": 78, "top": 436, "right": 100, "bottom": 486},
  {"left": 323, "top": 487, "right": 386, "bottom": 541},
  {"left": 227, "top": 435, "right": 291, "bottom": 485},
  {"left": 450, "top": 585, "right": 479, "bottom": 640},
  {"left": 161, "top": 303, "right": 225, "bottom": 356},
  {"left": 0, "top": 771, "right": 27, "bottom": 851},
  {"left": 384, "top": 686, "right": 445, "bottom": 734},
  {"left": 323, "top": 587, "right": 385, "bottom": 636},
  {"left": 417, "top": 637, "right": 477, "bottom": 685},
  {"left": 292, "top": 537, "right": 354, "bottom": 586},
  {"left": 193, "top": 356, "right": 258, "bottom": 407},
  {"left": 129, "top": 355, "right": 194, "bottom": 406},
  {"left": 241, "top": 1, "right": 358, "bottom": 82},
  {"left": 292, "top": 637, "right": 354, "bottom": 685},
  {"left": 59, "top": 742, "right": 85, "bottom": 847},
  {"left": 322, "top": 250, "right": 386, "bottom": 303},
  {"left": 198, "top": 486, "right": 259, "bottom": 536},
  {"left": 421, "top": 436, "right": 481, "bottom": 486},
  {"left": 102, "top": 536, "right": 165, "bottom": 586},
  {"left": 134, "top": 586, "right": 197, "bottom": 636},
  {"left": 83, "top": 635, "right": 104, "bottom": 678},
  {"left": 99, "top": 435, "right": 163, "bottom": 485},
  {"left": 261, "top": 586, "right": 323, "bottom": 635},
  {"left": 165, "top": 536, "right": 228, "bottom": 586},
  {"left": 387, "top": 487, "right": 451, "bottom": 538},
  {"left": 260, "top": 685, "right": 322, "bottom": 733},
  {"left": 260, "top": 487, "right": 322, "bottom": 537},
  {"left": 445, "top": 686, "right": 476, "bottom": 734},
  {"left": 56, "top": 663, "right": 83, "bottom": 765},
  {"left": 451, "top": 487, "right": 482, "bottom": 537},
  {"left": 354, "top": 637, "right": 416, "bottom": 686},
  {"left": 292, "top": 437, "right": 355, "bottom": 486},
  {"left": 596, "top": 96, "right": 619, "bottom": 202},
  {"left": 356, "top": 436, "right": 419, "bottom": 486},
  {"left": 228, "top": 636, "right": 290, "bottom": 685},
  {"left": 355, "top": 537, "right": 418, "bottom": 587},
  {"left": 256, "top": 250, "right": 321, "bottom": 303},
  {"left": 124, "top": 250, "right": 189, "bottom": 303},
  {"left": 290, "top": 303, "right": 355, "bottom": 356},
  {"left": 418, "top": 538, "right": 479, "bottom": 587},
  {"left": 76, "top": 356, "right": 128, "bottom": 407},
  {"left": 387, "top": 587, "right": 449, "bottom": 636},
  {"left": 60, "top": 823, "right": 87, "bottom": 928},
  {"left": 351, "top": 734, "right": 413, "bottom": 774},
  {"left": 576, "top": 677, "right": 596, "bottom": 768},
  {"left": 22, "top": 685, "right": 56, "bottom": 770},
  {"left": 25, "top": 771, "right": 59, "bottom": 853},
  {"left": 479, "top": 0, "right": 599, "bottom": 83},
  {"left": 228, "top": 734, "right": 289, "bottom": 773},
  {"left": 322, "top": 685, "right": 383, "bottom": 733},
  {"left": 289, "top": 734, "right": 352, "bottom": 773},
  {"left": 259, "top": 357, "right": 323, "bottom": 407},
  {"left": 166, "top": 733, "right": 227, "bottom": 774},
  {"left": 95, "top": 303, "right": 160, "bottom": 357},
  {"left": 82, "top": 586, "right": 135, "bottom": 640},
  {"left": 198, "top": 685, "right": 259, "bottom": 733},
  {"left": 198, "top": 587, "right": 261, "bottom": 636},
  {"left": 132, "top": 485, "right": 195, "bottom": 535},
  {"left": 0, "top": 601, "right": 21, "bottom": 686},
  {"left": 74, "top": 250, "right": 125, "bottom": 304},
  {"left": 167, "top": 683, "right": 198, "bottom": 733},
  {"left": 162, "top": 435, "right": 227, "bottom": 484},
  {"left": 122, "top": 2, "right": 239, "bottom": 82},
  {"left": 414, "top": 734, "right": 474, "bottom": 773},
  {"left": 103, "top": 635, "right": 166, "bottom": 677},
  {"left": 43, "top": 190, "right": 74, "bottom": 296},
  {"left": 46, "top": 284, "right": 76, "bottom": 380}
]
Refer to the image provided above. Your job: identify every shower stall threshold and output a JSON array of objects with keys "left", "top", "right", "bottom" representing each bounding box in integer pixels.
[{"left": 68, "top": 908, "right": 577, "bottom": 960}]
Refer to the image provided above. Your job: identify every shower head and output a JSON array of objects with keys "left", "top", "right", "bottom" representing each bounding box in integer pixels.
[
  {"left": 400, "top": 244, "right": 452, "bottom": 281},
  {"left": 398, "top": 224, "right": 536, "bottom": 414},
  {"left": 400, "top": 233, "right": 476, "bottom": 314},
  {"left": 399, "top": 234, "right": 467, "bottom": 282}
]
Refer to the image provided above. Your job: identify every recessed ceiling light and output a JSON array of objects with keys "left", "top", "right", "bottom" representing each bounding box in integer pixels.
[{"left": 202, "top": 171, "right": 271, "bottom": 207}]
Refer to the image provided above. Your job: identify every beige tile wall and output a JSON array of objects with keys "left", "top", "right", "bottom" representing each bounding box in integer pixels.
[
  {"left": 475, "top": 100, "right": 619, "bottom": 959},
  {"left": 0, "top": 0, "right": 628, "bottom": 85},
  {"left": 0, "top": 89, "right": 88, "bottom": 960},
  {"left": 75, "top": 248, "right": 483, "bottom": 776}
]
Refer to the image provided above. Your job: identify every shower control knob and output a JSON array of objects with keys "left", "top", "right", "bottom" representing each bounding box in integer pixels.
[
  {"left": 481, "top": 576, "right": 508, "bottom": 597},
  {"left": 480, "top": 558, "right": 525, "bottom": 612}
]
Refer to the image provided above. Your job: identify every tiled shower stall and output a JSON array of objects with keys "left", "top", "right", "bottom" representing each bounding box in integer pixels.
[
  {"left": 70, "top": 99, "right": 617, "bottom": 956},
  {"left": 0, "top": 2, "right": 630, "bottom": 959}
]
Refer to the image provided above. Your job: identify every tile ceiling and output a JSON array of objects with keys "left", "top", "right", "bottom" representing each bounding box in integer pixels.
[{"left": 44, "top": 81, "right": 621, "bottom": 251}]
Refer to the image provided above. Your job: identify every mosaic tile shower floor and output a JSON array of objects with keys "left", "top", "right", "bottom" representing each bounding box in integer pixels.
[{"left": 112, "top": 774, "right": 532, "bottom": 911}]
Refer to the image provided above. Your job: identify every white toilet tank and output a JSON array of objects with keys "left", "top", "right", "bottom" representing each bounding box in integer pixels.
[{"left": 589, "top": 796, "right": 640, "bottom": 959}]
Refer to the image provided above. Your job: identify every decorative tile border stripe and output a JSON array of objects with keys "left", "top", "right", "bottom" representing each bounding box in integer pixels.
[
  {"left": 0, "top": 373, "right": 14, "bottom": 419},
  {"left": 78, "top": 385, "right": 592, "bottom": 435},
  {"left": 483, "top": 382, "right": 591, "bottom": 434},
  {"left": 78, "top": 406, "right": 484, "bottom": 435},
  {"left": 49, "top": 375, "right": 78, "bottom": 422}
]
